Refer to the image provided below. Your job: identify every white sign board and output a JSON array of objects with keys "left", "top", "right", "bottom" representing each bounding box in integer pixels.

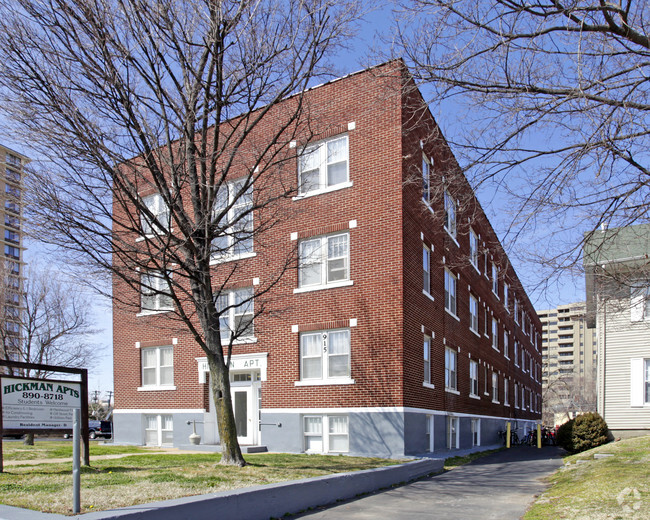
[{"left": 1, "top": 377, "right": 81, "bottom": 429}]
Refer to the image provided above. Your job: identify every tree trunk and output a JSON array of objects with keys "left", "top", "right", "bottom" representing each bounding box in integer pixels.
[
  {"left": 23, "top": 432, "right": 34, "bottom": 446},
  {"left": 208, "top": 354, "right": 245, "bottom": 466}
]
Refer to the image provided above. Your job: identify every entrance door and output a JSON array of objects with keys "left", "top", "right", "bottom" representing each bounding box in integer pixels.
[{"left": 231, "top": 386, "right": 254, "bottom": 445}]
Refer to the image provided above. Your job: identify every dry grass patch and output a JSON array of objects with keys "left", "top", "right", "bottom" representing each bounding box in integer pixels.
[{"left": 0, "top": 451, "right": 398, "bottom": 515}]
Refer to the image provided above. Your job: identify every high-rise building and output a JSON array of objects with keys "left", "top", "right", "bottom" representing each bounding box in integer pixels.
[
  {"left": 0, "top": 144, "right": 28, "bottom": 362},
  {"left": 538, "top": 303, "right": 597, "bottom": 425}
]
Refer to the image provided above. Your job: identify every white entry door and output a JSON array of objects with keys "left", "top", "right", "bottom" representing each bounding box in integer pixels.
[{"left": 231, "top": 386, "right": 254, "bottom": 445}]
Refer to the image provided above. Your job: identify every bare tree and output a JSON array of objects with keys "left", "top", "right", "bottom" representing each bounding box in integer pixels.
[
  {"left": 388, "top": 0, "right": 650, "bottom": 292},
  {"left": 0, "top": 0, "right": 362, "bottom": 465}
]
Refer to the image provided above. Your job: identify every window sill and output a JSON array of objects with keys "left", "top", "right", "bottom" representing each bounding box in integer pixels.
[
  {"left": 422, "top": 382, "right": 435, "bottom": 390},
  {"left": 492, "top": 345, "right": 499, "bottom": 352},
  {"left": 445, "top": 309, "right": 460, "bottom": 322},
  {"left": 445, "top": 388, "right": 460, "bottom": 395},
  {"left": 137, "top": 385, "right": 177, "bottom": 391},
  {"left": 504, "top": 355, "right": 510, "bottom": 361},
  {"left": 470, "top": 328, "right": 480, "bottom": 338},
  {"left": 293, "top": 181, "right": 353, "bottom": 200},
  {"left": 295, "top": 378, "right": 355, "bottom": 386},
  {"left": 424, "top": 203, "right": 435, "bottom": 216},
  {"left": 222, "top": 337, "right": 258, "bottom": 345},
  {"left": 492, "top": 291, "right": 499, "bottom": 300},
  {"left": 469, "top": 394, "right": 481, "bottom": 400},
  {"left": 210, "top": 252, "right": 257, "bottom": 265},
  {"left": 422, "top": 290, "right": 435, "bottom": 302},
  {"left": 470, "top": 263, "right": 480, "bottom": 274},
  {"left": 294, "top": 280, "right": 353, "bottom": 294},
  {"left": 137, "top": 309, "right": 173, "bottom": 317},
  {"left": 504, "top": 403, "right": 510, "bottom": 407},
  {"left": 444, "top": 227, "right": 459, "bottom": 247},
  {"left": 492, "top": 400, "right": 500, "bottom": 404},
  {"left": 136, "top": 230, "right": 173, "bottom": 243}
]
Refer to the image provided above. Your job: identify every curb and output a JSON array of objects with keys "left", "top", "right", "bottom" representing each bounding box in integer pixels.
[{"left": 0, "top": 458, "right": 443, "bottom": 520}]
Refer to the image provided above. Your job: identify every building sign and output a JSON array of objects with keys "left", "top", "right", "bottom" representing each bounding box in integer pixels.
[
  {"left": 196, "top": 353, "right": 268, "bottom": 383},
  {"left": 1, "top": 377, "right": 81, "bottom": 429}
]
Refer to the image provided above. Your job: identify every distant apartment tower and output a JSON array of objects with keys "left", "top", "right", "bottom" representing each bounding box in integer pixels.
[
  {"left": 0, "top": 144, "right": 28, "bottom": 361},
  {"left": 538, "top": 303, "right": 597, "bottom": 425}
]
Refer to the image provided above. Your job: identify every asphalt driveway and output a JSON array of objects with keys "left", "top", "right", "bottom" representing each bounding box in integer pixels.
[{"left": 290, "top": 446, "right": 564, "bottom": 519}]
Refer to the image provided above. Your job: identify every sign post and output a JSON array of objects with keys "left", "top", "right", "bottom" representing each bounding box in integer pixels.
[{"left": 73, "top": 408, "right": 81, "bottom": 514}]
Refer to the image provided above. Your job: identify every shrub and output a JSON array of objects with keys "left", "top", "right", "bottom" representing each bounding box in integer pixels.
[
  {"left": 572, "top": 412, "right": 609, "bottom": 453},
  {"left": 557, "top": 413, "right": 609, "bottom": 453}
]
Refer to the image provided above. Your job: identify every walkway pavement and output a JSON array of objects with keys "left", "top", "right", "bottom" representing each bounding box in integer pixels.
[{"left": 289, "top": 445, "right": 564, "bottom": 520}]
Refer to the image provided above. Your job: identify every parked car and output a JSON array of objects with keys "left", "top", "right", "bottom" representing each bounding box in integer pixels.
[{"left": 63, "top": 420, "right": 112, "bottom": 439}]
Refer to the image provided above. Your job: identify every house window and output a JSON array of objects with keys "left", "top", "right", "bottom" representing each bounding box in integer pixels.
[
  {"left": 423, "top": 245, "right": 431, "bottom": 295},
  {"left": 471, "top": 418, "right": 480, "bottom": 447},
  {"left": 443, "top": 190, "right": 457, "bottom": 238},
  {"left": 470, "top": 359, "right": 479, "bottom": 397},
  {"left": 484, "top": 365, "right": 488, "bottom": 395},
  {"left": 5, "top": 214, "right": 20, "bottom": 229},
  {"left": 469, "top": 228, "right": 479, "bottom": 269},
  {"left": 299, "top": 135, "right": 349, "bottom": 194},
  {"left": 521, "top": 349, "right": 526, "bottom": 371},
  {"left": 492, "top": 263, "right": 498, "bottom": 295},
  {"left": 141, "top": 346, "right": 174, "bottom": 387},
  {"left": 6, "top": 153, "right": 21, "bottom": 167},
  {"left": 514, "top": 298, "right": 520, "bottom": 324},
  {"left": 630, "top": 284, "right": 650, "bottom": 322},
  {"left": 447, "top": 416, "right": 459, "bottom": 449},
  {"left": 469, "top": 294, "right": 479, "bottom": 333},
  {"left": 514, "top": 341, "right": 519, "bottom": 366},
  {"left": 492, "top": 372, "right": 498, "bottom": 402},
  {"left": 216, "top": 288, "right": 254, "bottom": 341},
  {"left": 303, "top": 415, "right": 349, "bottom": 453},
  {"left": 422, "top": 154, "right": 432, "bottom": 203},
  {"left": 4, "top": 245, "right": 19, "bottom": 259},
  {"left": 492, "top": 318, "right": 498, "bottom": 350},
  {"left": 140, "top": 271, "right": 173, "bottom": 312},
  {"left": 212, "top": 179, "right": 254, "bottom": 258},
  {"left": 514, "top": 383, "right": 519, "bottom": 408},
  {"left": 425, "top": 415, "right": 434, "bottom": 452},
  {"left": 504, "top": 283, "right": 509, "bottom": 311},
  {"left": 522, "top": 387, "right": 526, "bottom": 409},
  {"left": 444, "top": 269, "right": 457, "bottom": 316},
  {"left": 140, "top": 193, "right": 169, "bottom": 236},
  {"left": 5, "top": 183, "right": 20, "bottom": 198},
  {"left": 299, "top": 233, "right": 349, "bottom": 288},
  {"left": 145, "top": 414, "right": 173, "bottom": 446},
  {"left": 484, "top": 308, "right": 489, "bottom": 336},
  {"left": 300, "top": 329, "right": 350, "bottom": 381},
  {"left": 630, "top": 358, "right": 650, "bottom": 406},
  {"left": 4, "top": 229, "right": 19, "bottom": 243},
  {"left": 646, "top": 360, "right": 650, "bottom": 404},
  {"left": 445, "top": 347, "right": 457, "bottom": 391},
  {"left": 504, "top": 332, "right": 509, "bottom": 359},
  {"left": 424, "top": 335, "right": 431, "bottom": 385},
  {"left": 504, "top": 379, "right": 509, "bottom": 405}
]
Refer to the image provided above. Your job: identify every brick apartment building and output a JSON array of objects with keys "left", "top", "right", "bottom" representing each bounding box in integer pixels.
[{"left": 112, "top": 61, "right": 542, "bottom": 457}]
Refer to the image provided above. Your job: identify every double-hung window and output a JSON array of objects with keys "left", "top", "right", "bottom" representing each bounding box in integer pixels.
[
  {"left": 424, "top": 335, "right": 431, "bottom": 385},
  {"left": 145, "top": 414, "right": 173, "bottom": 446},
  {"left": 299, "top": 135, "right": 349, "bottom": 194},
  {"left": 300, "top": 329, "right": 350, "bottom": 382},
  {"left": 469, "top": 294, "right": 479, "bottom": 334},
  {"left": 422, "top": 154, "right": 432, "bottom": 203},
  {"left": 216, "top": 288, "right": 254, "bottom": 342},
  {"left": 504, "top": 332, "right": 509, "bottom": 359},
  {"left": 471, "top": 418, "right": 480, "bottom": 446},
  {"left": 141, "top": 346, "right": 174, "bottom": 388},
  {"left": 444, "top": 269, "right": 457, "bottom": 316},
  {"left": 469, "top": 228, "right": 479, "bottom": 269},
  {"left": 492, "top": 263, "right": 498, "bottom": 295},
  {"left": 514, "top": 383, "right": 519, "bottom": 408},
  {"left": 514, "top": 341, "right": 519, "bottom": 366},
  {"left": 443, "top": 190, "right": 457, "bottom": 239},
  {"left": 140, "top": 193, "right": 169, "bottom": 236},
  {"left": 140, "top": 270, "right": 173, "bottom": 312},
  {"left": 299, "top": 233, "right": 349, "bottom": 288},
  {"left": 445, "top": 347, "right": 457, "bottom": 391},
  {"left": 492, "top": 372, "right": 499, "bottom": 402},
  {"left": 514, "top": 298, "right": 520, "bottom": 324},
  {"left": 630, "top": 284, "right": 650, "bottom": 322},
  {"left": 504, "top": 379, "right": 510, "bottom": 405},
  {"left": 447, "top": 416, "right": 459, "bottom": 449},
  {"left": 303, "top": 415, "right": 349, "bottom": 453},
  {"left": 423, "top": 245, "right": 431, "bottom": 295},
  {"left": 470, "top": 359, "right": 479, "bottom": 397},
  {"left": 492, "top": 318, "right": 499, "bottom": 350},
  {"left": 212, "top": 179, "right": 253, "bottom": 258},
  {"left": 504, "top": 283, "right": 509, "bottom": 311}
]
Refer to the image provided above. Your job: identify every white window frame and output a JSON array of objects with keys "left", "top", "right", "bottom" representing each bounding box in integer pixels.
[
  {"left": 444, "top": 269, "right": 457, "bottom": 317},
  {"left": 211, "top": 178, "right": 254, "bottom": 261},
  {"left": 469, "top": 228, "right": 479, "bottom": 271},
  {"left": 140, "top": 270, "right": 173, "bottom": 313},
  {"left": 298, "top": 135, "right": 349, "bottom": 196},
  {"left": 469, "top": 359, "right": 479, "bottom": 398},
  {"left": 630, "top": 358, "right": 650, "bottom": 407},
  {"left": 514, "top": 297, "right": 520, "bottom": 324},
  {"left": 514, "top": 383, "right": 519, "bottom": 408},
  {"left": 469, "top": 294, "right": 479, "bottom": 334},
  {"left": 491, "top": 318, "right": 499, "bottom": 350},
  {"left": 492, "top": 372, "right": 499, "bottom": 403},
  {"left": 444, "top": 189, "right": 457, "bottom": 239},
  {"left": 447, "top": 416, "right": 459, "bottom": 449},
  {"left": 140, "top": 193, "right": 169, "bottom": 237},
  {"left": 491, "top": 263, "right": 498, "bottom": 296},
  {"left": 144, "top": 414, "right": 174, "bottom": 446},
  {"left": 630, "top": 284, "right": 650, "bottom": 322},
  {"left": 504, "top": 332, "right": 510, "bottom": 359},
  {"left": 303, "top": 415, "right": 349, "bottom": 453},
  {"left": 140, "top": 346, "right": 174, "bottom": 389},
  {"left": 298, "top": 232, "right": 350, "bottom": 290},
  {"left": 422, "top": 154, "right": 432, "bottom": 204},
  {"left": 299, "top": 329, "right": 352, "bottom": 384},
  {"left": 504, "top": 379, "right": 510, "bottom": 406},
  {"left": 216, "top": 288, "right": 255, "bottom": 342},
  {"left": 471, "top": 418, "right": 481, "bottom": 447},
  {"left": 423, "top": 245, "right": 431, "bottom": 296},
  {"left": 514, "top": 341, "right": 519, "bottom": 367},
  {"left": 424, "top": 335, "right": 432, "bottom": 386},
  {"left": 425, "top": 414, "right": 434, "bottom": 452},
  {"left": 445, "top": 347, "right": 458, "bottom": 392},
  {"left": 504, "top": 283, "right": 509, "bottom": 312}
]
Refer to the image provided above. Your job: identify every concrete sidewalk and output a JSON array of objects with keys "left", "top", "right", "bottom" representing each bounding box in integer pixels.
[{"left": 289, "top": 445, "right": 564, "bottom": 519}]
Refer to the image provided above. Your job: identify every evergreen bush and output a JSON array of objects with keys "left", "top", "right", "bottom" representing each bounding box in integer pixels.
[
  {"left": 556, "top": 418, "right": 574, "bottom": 452},
  {"left": 572, "top": 412, "right": 609, "bottom": 453}
]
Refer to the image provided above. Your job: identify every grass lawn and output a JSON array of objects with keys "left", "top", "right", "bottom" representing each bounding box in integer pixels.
[
  {"left": 525, "top": 435, "right": 650, "bottom": 519},
  {"left": 0, "top": 443, "right": 399, "bottom": 515},
  {"left": 1, "top": 440, "right": 163, "bottom": 461}
]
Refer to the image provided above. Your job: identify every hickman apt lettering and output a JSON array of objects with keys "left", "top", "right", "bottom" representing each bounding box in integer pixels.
[{"left": 112, "top": 62, "right": 542, "bottom": 456}]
